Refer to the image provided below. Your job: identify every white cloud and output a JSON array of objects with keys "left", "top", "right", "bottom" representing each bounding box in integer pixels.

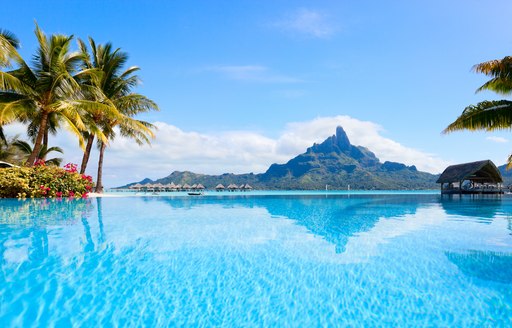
[
  {"left": 486, "top": 136, "right": 508, "bottom": 143},
  {"left": 3, "top": 115, "right": 449, "bottom": 188},
  {"left": 206, "top": 65, "right": 302, "bottom": 83},
  {"left": 273, "top": 8, "right": 337, "bottom": 38}
]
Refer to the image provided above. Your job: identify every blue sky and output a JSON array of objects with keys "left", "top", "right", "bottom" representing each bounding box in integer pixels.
[{"left": 3, "top": 0, "right": 512, "bottom": 187}]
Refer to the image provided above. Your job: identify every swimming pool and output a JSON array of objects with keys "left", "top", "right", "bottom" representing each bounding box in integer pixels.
[{"left": 1, "top": 194, "right": 511, "bottom": 326}]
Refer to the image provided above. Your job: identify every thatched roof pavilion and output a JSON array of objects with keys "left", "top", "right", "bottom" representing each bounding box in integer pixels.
[
  {"left": 196, "top": 184, "right": 205, "bottom": 190},
  {"left": 437, "top": 160, "right": 503, "bottom": 194}
]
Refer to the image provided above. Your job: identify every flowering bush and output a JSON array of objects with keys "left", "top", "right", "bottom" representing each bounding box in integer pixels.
[{"left": 0, "top": 163, "right": 94, "bottom": 199}]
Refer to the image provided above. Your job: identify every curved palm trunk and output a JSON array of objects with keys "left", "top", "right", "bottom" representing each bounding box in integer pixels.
[
  {"left": 95, "top": 142, "right": 106, "bottom": 193},
  {"left": 27, "top": 111, "right": 48, "bottom": 166},
  {"left": 80, "top": 134, "right": 95, "bottom": 174}
]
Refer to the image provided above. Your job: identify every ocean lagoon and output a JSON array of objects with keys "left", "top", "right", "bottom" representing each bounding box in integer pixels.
[{"left": 0, "top": 193, "right": 511, "bottom": 326}]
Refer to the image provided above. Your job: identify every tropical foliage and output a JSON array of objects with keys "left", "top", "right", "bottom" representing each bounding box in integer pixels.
[
  {"left": 0, "top": 162, "right": 93, "bottom": 198},
  {"left": 0, "top": 24, "right": 158, "bottom": 193},
  {"left": 12, "top": 139, "right": 63, "bottom": 166},
  {"left": 444, "top": 56, "right": 512, "bottom": 167}
]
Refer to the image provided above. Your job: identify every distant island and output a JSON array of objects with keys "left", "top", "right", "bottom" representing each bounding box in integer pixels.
[{"left": 119, "top": 126, "right": 453, "bottom": 190}]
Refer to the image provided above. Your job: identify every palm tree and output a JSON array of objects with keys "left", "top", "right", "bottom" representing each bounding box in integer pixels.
[
  {"left": 12, "top": 139, "right": 63, "bottom": 166},
  {"left": 0, "top": 24, "right": 91, "bottom": 166},
  {"left": 0, "top": 29, "right": 20, "bottom": 145},
  {"left": 76, "top": 38, "right": 158, "bottom": 192},
  {"left": 76, "top": 38, "right": 127, "bottom": 174},
  {"left": 444, "top": 56, "right": 512, "bottom": 167}
]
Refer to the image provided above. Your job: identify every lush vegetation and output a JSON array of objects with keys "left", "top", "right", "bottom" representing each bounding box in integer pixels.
[
  {"left": 0, "top": 24, "right": 158, "bottom": 194},
  {"left": 0, "top": 162, "right": 93, "bottom": 198},
  {"left": 445, "top": 56, "right": 512, "bottom": 168}
]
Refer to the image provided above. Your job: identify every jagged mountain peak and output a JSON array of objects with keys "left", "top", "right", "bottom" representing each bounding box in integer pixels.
[{"left": 335, "top": 126, "right": 351, "bottom": 150}]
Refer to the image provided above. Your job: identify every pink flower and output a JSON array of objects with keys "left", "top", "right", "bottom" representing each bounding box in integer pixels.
[
  {"left": 64, "top": 163, "right": 78, "bottom": 173},
  {"left": 56, "top": 191, "right": 63, "bottom": 198},
  {"left": 68, "top": 191, "right": 75, "bottom": 198}
]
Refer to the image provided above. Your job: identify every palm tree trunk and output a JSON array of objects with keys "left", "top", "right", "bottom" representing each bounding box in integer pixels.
[
  {"left": 41, "top": 128, "right": 49, "bottom": 160},
  {"left": 95, "top": 142, "right": 106, "bottom": 193},
  {"left": 27, "top": 111, "right": 48, "bottom": 166},
  {"left": 80, "top": 134, "right": 95, "bottom": 174}
]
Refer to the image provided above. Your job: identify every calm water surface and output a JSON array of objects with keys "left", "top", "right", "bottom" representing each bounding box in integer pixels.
[{"left": 0, "top": 194, "right": 511, "bottom": 326}]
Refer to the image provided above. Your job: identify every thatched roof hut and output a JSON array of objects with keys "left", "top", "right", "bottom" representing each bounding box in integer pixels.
[
  {"left": 227, "top": 184, "right": 239, "bottom": 190},
  {"left": 215, "top": 184, "right": 225, "bottom": 190},
  {"left": 164, "top": 183, "right": 176, "bottom": 190},
  {"left": 153, "top": 183, "right": 165, "bottom": 190},
  {"left": 437, "top": 160, "right": 503, "bottom": 194},
  {"left": 196, "top": 184, "right": 205, "bottom": 190},
  {"left": 243, "top": 184, "right": 253, "bottom": 190},
  {"left": 130, "top": 183, "right": 143, "bottom": 189},
  {"left": 183, "top": 183, "right": 192, "bottom": 190}
]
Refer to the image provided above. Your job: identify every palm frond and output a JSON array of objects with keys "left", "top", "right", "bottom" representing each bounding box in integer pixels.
[
  {"left": 444, "top": 100, "right": 512, "bottom": 133},
  {"left": 0, "top": 98, "right": 36, "bottom": 125},
  {"left": 0, "top": 71, "right": 36, "bottom": 96},
  {"left": 0, "top": 30, "right": 23, "bottom": 67},
  {"left": 12, "top": 139, "right": 33, "bottom": 154}
]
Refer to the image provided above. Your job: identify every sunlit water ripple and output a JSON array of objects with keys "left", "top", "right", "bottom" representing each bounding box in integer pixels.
[{"left": 1, "top": 194, "right": 511, "bottom": 326}]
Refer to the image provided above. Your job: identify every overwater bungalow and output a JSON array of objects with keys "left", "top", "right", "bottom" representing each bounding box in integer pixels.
[
  {"left": 215, "top": 184, "right": 225, "bottom": 191},
  {"left": 130, "top": 183, "right": 143, "bottom": 191},
  {"left": 227, "top": 184, "right": 239, "bottom": 192},
  {"left": 437, "top": 160, "right": 503, "bottom": 195},
  {"left": 163, "top": 183, "right": 175, "bottom": 191},
  {"left": 153, "top": 183, "right": 165, "bottom": 191}
]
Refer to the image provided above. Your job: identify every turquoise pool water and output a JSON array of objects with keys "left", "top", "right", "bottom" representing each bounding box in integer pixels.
[{"left": 0, "top": 194, "right": 511, "bottom": 326}]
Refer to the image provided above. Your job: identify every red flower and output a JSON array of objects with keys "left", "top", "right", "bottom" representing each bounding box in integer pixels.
[
  {"left": 68, "top": 191, "right": 75, "bottom": 198},
  {"left": 56, "top": 191, "right": 63, "bottom": 198},
  {"left": 34, "top": 159, "right": 46, "bottom": 166}
]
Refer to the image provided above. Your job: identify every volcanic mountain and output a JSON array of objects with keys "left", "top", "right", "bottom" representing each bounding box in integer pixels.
[{"left": 121, "top": 126, "right": 439, "bottom": 190}]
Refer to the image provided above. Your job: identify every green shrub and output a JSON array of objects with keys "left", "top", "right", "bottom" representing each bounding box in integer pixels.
[{"left": 0, "top": 162, "right": 93, "bottom": 199}]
